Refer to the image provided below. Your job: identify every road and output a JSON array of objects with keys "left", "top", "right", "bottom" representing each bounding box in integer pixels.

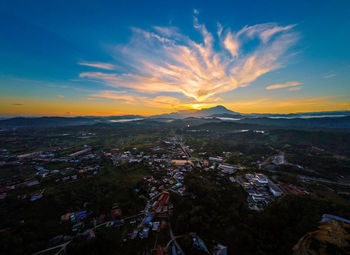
[
  {"left": 168, "top": 223, "right": 186, "bottom": 255},
  {"left": 34, "top": 137, "right": 189, "bottom": 255},
  {"left": 298, "top": 175, "right": 350, "bottom": 187},
  {"left": 32, "top": 241, "right": 71, "bottom": 255},
  {"left": 33, "top": 211, "right": 146, "bottom": 255}
]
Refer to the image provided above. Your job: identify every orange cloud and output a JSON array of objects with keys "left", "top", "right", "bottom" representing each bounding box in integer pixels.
[
  {"left": 145, "top": 96, "right": 182, "bottom": 109},
  {"left": 289, "top": 86, "right": 302, "bottom": 91},
  {"left": 79, "top": 20, "right": 298, "bottom": 103},
  {"left": 92, "top": 90, "right": 140, "bottom": 104}
]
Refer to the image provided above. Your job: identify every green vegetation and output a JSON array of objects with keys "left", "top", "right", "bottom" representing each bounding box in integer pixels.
[
  {"left": 0, "top": 161, "right": 150, "bottom": 255},
  {"left": 1, "top": 122, "right": 350, "bottom": 254},
  {"left": 171, "top": 172, "right": 350, "bottom": 255}
]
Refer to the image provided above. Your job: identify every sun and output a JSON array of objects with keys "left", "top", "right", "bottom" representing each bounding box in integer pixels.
[{"left": 191, "top": 104, "right": 205, "bottom": 110}]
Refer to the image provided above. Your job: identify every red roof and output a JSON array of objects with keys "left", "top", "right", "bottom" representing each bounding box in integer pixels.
[
  {"left": 111, "top": 208, "right": 122, "bottom": 217},
  {"left": 157, "top": 245, "right": 164, "bottom": 255}
]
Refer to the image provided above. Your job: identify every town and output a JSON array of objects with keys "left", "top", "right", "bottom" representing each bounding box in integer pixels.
[{"left": 1, "top": 123, "right": 350, "bottom": 255}]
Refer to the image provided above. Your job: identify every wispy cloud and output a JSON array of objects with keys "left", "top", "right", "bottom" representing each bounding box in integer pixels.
[
  {"left": 92, "top": 90, "right": 140, "bottom": 104},
  {"left": 57, "top": 94, "right": 65, "bottom": 98},
  {"left": 84, "top": 97, "right": 103, "bottom": 101},
  {"left": 145, "top": 96, "right": 182, "bottom": 109},
  {"left": 288, "top": 86, "right": 302, "bottom": 91},
  {"left": 79, "top": 17, "right": 298, "bottom": 103},
  {"left": 323, "top": 73, "right": 336, "bottom": 79},
  {"left": 92, "top": 90, "right": 185, "bottom": 109},
  {"left": 12, "top": 103, "right": 23, "bottom": 106},
  {"left": 266, "top": 81, "right": 302, "bottom": 90},
  {"left": 78, "top": 62, "right": 117, "bottom": 70}
]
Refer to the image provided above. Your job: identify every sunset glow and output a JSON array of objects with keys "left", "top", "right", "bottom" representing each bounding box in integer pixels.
[{"left": 0, "top": 1, "right": 349, "bottom": 116}]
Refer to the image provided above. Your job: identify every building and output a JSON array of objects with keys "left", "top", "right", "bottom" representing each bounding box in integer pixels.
[
  {"left": 209, "top": 157, "right": 224, "bottom": 163},
  {"left": 256, "top": 174, "right": 268, "bottom": 184},
  {"left": 229, "top": 177, "right": 236, "bottom": 183},
  {"left": 214, "top": 244, "right": 228, "bottom": 255},
  {"left": 171, "top": 159, "right": 191, "bottom": 166},
  {"left": 272, "top": 154, "right": 286, "bottom": 165},
  {"left": 268, "top": 181, "right": 283, "bottom": 197},
  {"left": 218, "top": 164, "right": 237, "bottom": 174}
]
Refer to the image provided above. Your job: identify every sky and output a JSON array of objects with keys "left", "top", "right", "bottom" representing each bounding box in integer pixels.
[{"left": 0, "top": 0, "right": 349, "bottom": 116}]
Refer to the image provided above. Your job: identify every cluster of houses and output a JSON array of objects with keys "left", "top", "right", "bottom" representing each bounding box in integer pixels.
[
  {"left": 58, "top": 202, "right": 124, "bottom": 240},
  {"left": 0, "top": 145, "right": 102, "bottom": 201},
  {"left": 129, "top": 190, "right": 172, "bottom": 241},
  {"left": 152, "top": 191, "right": 172, "bottom": 215},
  {"left": 237, "top": 173, "right": 283, "bottom": 211},
  {"left": 2, "top": 133, "right": 321, "bottom": 255}
]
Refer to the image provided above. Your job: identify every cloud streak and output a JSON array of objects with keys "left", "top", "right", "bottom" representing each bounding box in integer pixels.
[
  {"left": 266, "top": 81, "right": 302, "bottom": 90},
  {"left": 78, "top": 62, "right": 117, "bottom": 70},
  {"left": 79, "top": 18, "right": 298, "bottom": 103},
  {"left": 324, "top": 73, "right": 336, "bottom": 79},
  {"left": 92, "top": 90, "right": 183, "bottom": 109},
  {"left": 92, "top": 90, "right": 140, "bottom": 104}
]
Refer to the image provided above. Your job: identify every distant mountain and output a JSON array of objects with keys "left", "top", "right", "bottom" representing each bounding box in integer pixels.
[
  {"left": 151, "top": 105, "right": 238, "bottom": 119},
  {"left": 196, "top": 105, "right": 239, "bottom": 116},
  {"left": 1, "top": 107, "right": 349, "bottom": 129},
  {"left": 236, "top": 116, "right": 350, "bottom": 129},
  {"left": 210, "top": 113, "right": 243, "bottom": 118},
  {"left": 99, "top": 115, "right": 144, "bottom": 120},
  {"left": 0, "top": 115, "right": 148, "bottom": 129},
  {"left": 247, "top": 111, "right": 350, "bottom": 118},
  {"left": 150, "top": 105, "right": 350, "bottom": 119}
]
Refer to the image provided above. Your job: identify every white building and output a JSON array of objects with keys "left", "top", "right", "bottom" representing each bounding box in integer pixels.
[
  {"left": 256, "top": 173, "right": 268, "bottom": 184},
  {"left": 218, "top": 164, "right": 237, "bottom": 174},
  {"left": 268, "top": 181, "right": 283, "bottom": 197},
  {"left": 209, "top": 157, "right": 224, "bottom": 163}
]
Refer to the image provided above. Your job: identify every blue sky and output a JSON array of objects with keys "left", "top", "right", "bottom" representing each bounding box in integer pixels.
[{"left": 0, "top": 0, "right": 349, "bottom": 116}]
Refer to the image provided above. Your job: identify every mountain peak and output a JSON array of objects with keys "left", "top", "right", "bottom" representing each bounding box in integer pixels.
[
  {"left": 210, "top": 105, "right": 227, "bottom": 109},
  {"left": 197, "top": 105, "right": 237, "bottom": 115},
  {"left": 149, "top": 105, "right": 238, "bottom": 119}
]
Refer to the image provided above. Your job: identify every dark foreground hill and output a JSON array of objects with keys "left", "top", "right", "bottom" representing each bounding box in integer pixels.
[{"left": 0, "top": 117, "right": 97, "bottom": 128}]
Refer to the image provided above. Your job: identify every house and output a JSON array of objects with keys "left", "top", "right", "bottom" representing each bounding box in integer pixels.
[
  {"left": 143, "top": 216, "right": 153, "bottom": 226},
  {"left": 26, "top": 180, "right": 40, "bottom": 187},
  {"left": 203, "top": 160, "right": 209, "bottom": 167},
  {"left": 88, "top": 230, "right": 95, "bottom": 239},
  {"left": 77, "top": 210, "right": 88, "bottom": 220},
  {"left": 152, "top": 221, "right": 160, "bottom": 231},
  {"left": 111, "top": 208, "right": 122, "bottom": 218},
  {"left": 214, "top": 244, "right": 228, "bottom": 255},
  {"left": 139, "top": 227, "right": 150, "bottom": 239},
  {"left": 173, "top": 183, "right": 183, "bottom": 189},
  {"left": 61, "top": 212, "right": 73, "bottom": 222},
  {"left": 130, "top": 229, "right": 138, "bottom": 239},
  {"left": 30, "top": 193, "right": 43, "bottom": 201}
]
